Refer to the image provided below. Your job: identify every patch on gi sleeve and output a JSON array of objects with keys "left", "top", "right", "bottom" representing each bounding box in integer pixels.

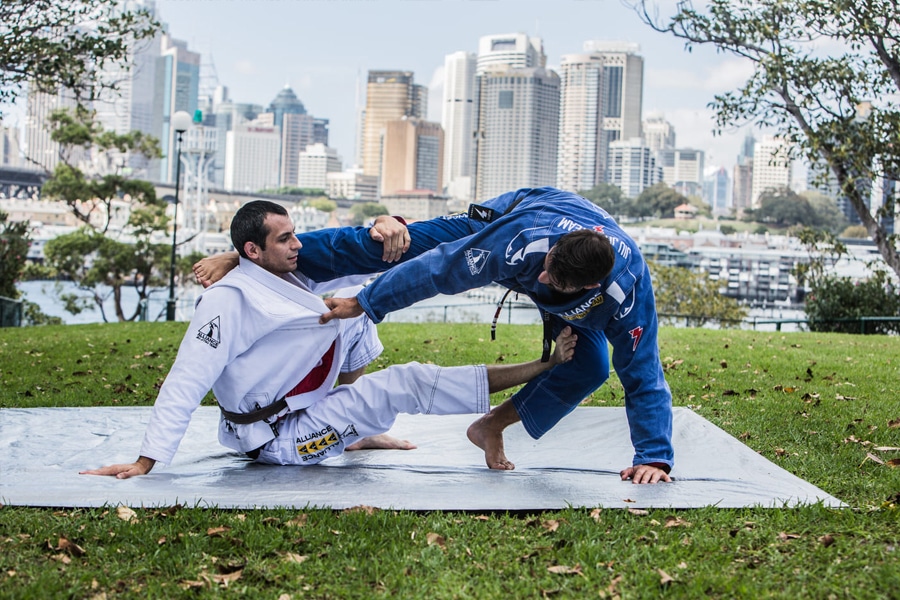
[{"left": 196, "top": 316, "right": 221, "bottom": 348}]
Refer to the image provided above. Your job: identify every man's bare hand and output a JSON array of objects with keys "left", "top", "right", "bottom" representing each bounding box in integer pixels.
[
  {"left": 370, "top": 215, "right": 410, "bottom": 263},
  {"left": 80, "top": 456, "right": 155, "bottom": 479},
  {"left": 619, "top": 464, "right": 671, "bottom": 484},
  {"left": 320, "top": 296, "right": 365, "bottom": 324},
  {"left": 551, "top": 326, "right": 577, "bottom": 366}
]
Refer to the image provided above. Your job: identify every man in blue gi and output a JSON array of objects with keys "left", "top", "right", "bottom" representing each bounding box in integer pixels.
[{"left": 196, "top": 187, "right": 673, "bottom": 484}]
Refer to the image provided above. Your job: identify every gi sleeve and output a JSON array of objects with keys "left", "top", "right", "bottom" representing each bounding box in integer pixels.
[{"left": 139, "top": 287, "right": 248, "bottom": 466}]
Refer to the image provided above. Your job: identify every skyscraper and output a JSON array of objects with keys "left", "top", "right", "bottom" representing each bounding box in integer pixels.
[
  {"left": 23, "top": 89, "right": 81, "bottom": 172},
  {"left": 441, "top": 51, "right": 476, "bottom": 200},
  {"left": 606, "top": 138, "right": 661, "bottom": 198},
  {"left": 476, "top": 33, "right": 545, "bottom": 74},
  {"left": 224, "top": 120, "right": 280, "bottom": 193},
  {"left": 473, "top": 66, "right": 560, "bottom": 201},
  {"left": 556, "top": 53, "right": 604, "bottom": 193},
  {"left": 642, "top": 113, "right": 676, "bottom": 154},
  {"left": 297, "top": 143, "right": 342, "bottom": 190},
  {"left": 153, "top": 33, "right": 201, "bottom": 183},
  {"left": 362, "top": 71, "right": 426, "bottom": 179},
  {"left": 732, "top": 132, "right": 755, "bottom": 212},
  {"left": 658, "top": 148, "right": 705, "bottom": 197},
  {"left": 750, "top": 135, "right": 791, "bottom": 207},
  {"left": 380, "top": 117, "right": 444, "bottom": 196}
]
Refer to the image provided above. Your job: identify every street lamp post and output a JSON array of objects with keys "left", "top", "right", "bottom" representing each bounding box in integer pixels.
[{"left": 166, "top": 111, "right": 193, "bottom": 321}]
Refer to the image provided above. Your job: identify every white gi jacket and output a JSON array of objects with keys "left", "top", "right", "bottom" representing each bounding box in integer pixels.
[{"left": 140, "top": 258, "right": 366, "bottom": 466}]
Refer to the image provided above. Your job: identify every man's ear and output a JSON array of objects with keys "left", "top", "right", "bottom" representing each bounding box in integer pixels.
[{"left": 244, "top": 241, "right": 260, "bottom": 259}]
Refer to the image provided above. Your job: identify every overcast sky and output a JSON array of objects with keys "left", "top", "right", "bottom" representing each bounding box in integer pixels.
[{"left": 153, "top": 0, "right": 759, "bottom": 174}]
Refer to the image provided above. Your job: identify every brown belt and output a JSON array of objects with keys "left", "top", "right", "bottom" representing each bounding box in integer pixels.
[{"left": 219, "top": 397, "right": 288, "bottom": 425}]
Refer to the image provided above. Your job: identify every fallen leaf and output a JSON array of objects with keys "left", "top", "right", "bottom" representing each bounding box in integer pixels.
[
  {"left": 285, "top": 514, "right": 308, "bottom": 527},
  {"left": 207, "top": 526, "right": 231, "bottom": 537},
  {"left": 865, "top": 453, "right": 886, "bottom": 465},
  {"left": 116, "top": 506, "right": 138, "bottom": 522},
  {"left": 774, "top": 448, "right": 786, "bottom": 457},
  {"left": 542, "top": 519, "right": 560, "bottom": 532},
  {"left": 720, "top": 360, "right": 728, "bottom": 368},
  {"left": 426, "top": 532, "right": 446, "bottom": 548},
  {"left": 179, "top": 579, "right": 205, "bottom": 590},
  {"left": 819, "top": 534, "right": 836, "bottom": 547},
  {"left": 589, "top": 508, "right": 603, "bottom": 522},
  {"left": 627, "top": 508, "right": 649, "bottom": 516},
  {"left": 284, "top": 553, "right": 308, "bottom": 564},
  {"left": 874, "top": 446, "right": 900, "bottom": 452},
  {"left": 778, "top": 532, "right": 801, "bottom": 541},
  {"left": 57, "top": 537, "right": 86, "bottom": 557},
  {"left": 888, "top": 418, "right": 900, "bottom": 429},
  {"left": 547, "top": 564, "right": 583, "bottom": 575},
  {"left": 664, "top": 516, "right": 691, "bottom": 528},
  {"left": 343, "top": 505, "right": 378, "bottom": 515},
  {"left": 211, "top": 569, "right": 243, "bottom": 587},
  {"left": 658, "top": 569, "right": 675, "bottom": 585}
]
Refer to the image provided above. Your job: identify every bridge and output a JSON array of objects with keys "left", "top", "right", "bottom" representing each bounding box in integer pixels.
[{"left": 0, "top": 167, "right": 48, "bottom": 200}]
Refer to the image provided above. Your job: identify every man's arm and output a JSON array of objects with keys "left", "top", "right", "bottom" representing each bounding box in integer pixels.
[
  {"left": 79, "top": 456, "right": 156, "bottom": 479},
  {"left": 192, "top": 215, "right": 409, "bottom": 288}
]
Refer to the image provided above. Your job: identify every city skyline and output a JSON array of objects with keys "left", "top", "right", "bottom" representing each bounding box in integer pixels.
[{"left": 148, "top": 0, "right": 756, "bottom": 175}]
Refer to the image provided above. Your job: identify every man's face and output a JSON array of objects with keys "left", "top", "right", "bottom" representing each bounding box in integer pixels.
[{"left": 246, "top": 213, "right": 302, "bottom": 275}]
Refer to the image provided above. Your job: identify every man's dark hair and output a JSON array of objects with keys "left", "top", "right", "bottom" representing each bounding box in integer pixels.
[
  {"left": 231, "top": 200, "right": 289, "bottom": 258},
  {"left": 547, "top": 229, "right": 616, "bottom": 290}
]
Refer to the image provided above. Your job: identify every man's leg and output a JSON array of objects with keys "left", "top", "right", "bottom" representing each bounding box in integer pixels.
[
  {"left": 468, "top": 323, "right": 604, "bottom": 470},
  {"left": 339, "top": 366, "right": 417, "bottom": 451}
]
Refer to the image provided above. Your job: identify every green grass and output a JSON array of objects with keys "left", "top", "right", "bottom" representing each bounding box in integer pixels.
[{"left": 2, "top": 323, "right": 900, "bottom": 598}]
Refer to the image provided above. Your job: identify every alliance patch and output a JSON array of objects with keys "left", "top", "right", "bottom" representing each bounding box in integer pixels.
[
  {"left": 465, "top": 248, "right": 491, "bottom": 275},
  {"left": 197, "top": 316, "right": 221, "bottom": 348},
  {"left": 297, "top": 430, "right": 340, "bottom": 455}
]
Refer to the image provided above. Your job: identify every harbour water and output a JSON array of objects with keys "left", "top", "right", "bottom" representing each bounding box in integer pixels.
[{"left": 15, "top": 280, "right": 805, "bottom": 331}]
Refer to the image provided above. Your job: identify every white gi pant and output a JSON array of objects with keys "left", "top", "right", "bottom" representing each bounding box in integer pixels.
[{"left": 256, "top": 362, "right": 490, "bottom": 465}]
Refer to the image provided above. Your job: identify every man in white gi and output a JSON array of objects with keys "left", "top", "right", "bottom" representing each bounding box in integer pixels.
[{"left": 82, "top": 200, "right": 575, "bottom": 478}]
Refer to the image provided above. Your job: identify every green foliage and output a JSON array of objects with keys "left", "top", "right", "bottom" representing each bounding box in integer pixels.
[
  {"left": 753, "top": 188, "right": 849, "bottom": 233},
  {"left": 633, "top": 182, "right": 688, "bottom": 219},
  {"left": 841, "top": 224, "right": 869, "bottom": 238},
  {"left": 650, "top": 262, "right": 749, "bottom": 327},
  {"left": 42, "top": 220, "right": 170, "bottom": 322},
  {"left": 0, "top": 211, "right": 30, "bottom": 299},
  {"left": 0, "top": 0, "right": 159, "bottom": 112},
  {"left": 805, "top": 271, "right": 900, "bottom": 334},
  {"left": 636, "top": 0, "right": 900, "bottom": 278},
  {"left": 349, "top": 202, "right": 389, "bottom": 226},
  {"left": 719, "top": 224, "right": 737, "bottom": 235},
  {"left": 259, "top": 186, "right": 325, "bottom": 196},
  {"left": 308, "top": 198, "right": 337, "bottom": 213},
  {"left": 578, "top": 182, "right": 632, "bottom": 217}
]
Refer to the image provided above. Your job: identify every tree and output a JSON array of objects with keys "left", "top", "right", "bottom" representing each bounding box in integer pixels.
[
  {"left": 756, "top": 188, "right": 817, "bottom": 226},
  {"left": 41, "top": 105, "right": 161, "bottom": 231},
  {"left": 0, "top": 0, "right": 158, "bottom": 114},
  {"left": 636, "top": 0, "right": 900, "bottom": 279},
  {"left": 634, "top": 182, "right": 687, "bottom": 219},
  {"left": 349, "top": 203, "right": 388, "bottom": 226},
  {"left": 579, "top": 183, "right": 633, "bottom": 218},
  {"left": 650, "top": 262, "right": 749, "bottom": 327},
  {"left": 0, "top": 211, "right": 29, "bottom": 299},
  {"left": 841, "top": 225, "right": 869, "bottom": 238},
  {"left": 308, "top": 198, "right": 337, "bottom": 213}
]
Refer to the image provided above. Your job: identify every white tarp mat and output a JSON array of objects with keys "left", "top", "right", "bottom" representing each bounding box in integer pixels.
[{"left": 0, "top": 407, "right": 843, "bottom": 510}]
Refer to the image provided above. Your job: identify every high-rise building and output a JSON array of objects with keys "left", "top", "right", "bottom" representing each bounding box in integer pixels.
[
  {"left": 658, "top": 148, "right": 705, "bottom": 197},
  {"left": 703, "top": 166, "right": 731, "bottom": 214},
  {"left": 266, "top": 85, "right": 306, "bottom": 127},
  {"left": 750, "top": 135, "right": 791, "bottom": 207},
  {"left": 732, "top": 133, "right": 755, "bottom": 212},
  {"left": 605, "top": 138, "right": 661, "bottom": 198},
  {"left": 209, "top": 96, "right": 263, "bottom": 188},
  {"left": 23, "top": 89, "right": 81, "bottom": 172},
  {"left": 1, "top": 127, "right": 23, "bottom": 168},
  {"left": 362, "top": 71, "right": 427, "bottom": 179},
  {"left": 224, "top": 120, "right": 280, "bottom": 193},
  {"left": 441, "top": 51, "right": 477, "bottom": 200},
  {"left": 297, "top": 143, "right": 342, "bottom": 191},
  {"left": 583, "top": 41, "right": 644, "bottom": 180},
  {"left": 556, "top": 53, "right": 604, "bottom": 193},
  {"left": 153, "top": 33, "right": 201, "bottom": 183},
  {"left": 556, "top": 42, "right": 645, "bottom": 192},
  {"left": 326, "top": 168, "right": 378, "bottom": 202},
  {"left": 280, "top": 113, "right": 317, "bottom": 188},
  {"left": 473, "top": 67, "right": 560, "bottom": 201},
  {"left": 476, "top": 33, "right": 545, "bottom": 74},
  {"left": 380, "top": 118, "right": 444, "bottom": 196},
  {"left": 642, "top": 113, "right": 676, "bottom": 154}
]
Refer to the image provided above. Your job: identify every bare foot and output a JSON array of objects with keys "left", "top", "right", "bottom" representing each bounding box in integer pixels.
[
  {"left": 467, "top": 413, "right": 515, "bottom": 470},
  {"left": 345, "top": 433, "right": 417, "bottom": 451},
  {"left": 193, "top": 251, "right": 239, "bottom": 288}
]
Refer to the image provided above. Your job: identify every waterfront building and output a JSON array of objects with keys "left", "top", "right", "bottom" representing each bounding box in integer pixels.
[
  {"left": 472, "top": 66, "right": 560, "bottom": 201},
  {"left": 362, "top": 71, "right": 427, "bottom": 180},
  {"left": 441, "top": 51, "right": 477, "bottom": 200},
  {"left": 380, "top": 118, "right": 444, "bottom": 196}
]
